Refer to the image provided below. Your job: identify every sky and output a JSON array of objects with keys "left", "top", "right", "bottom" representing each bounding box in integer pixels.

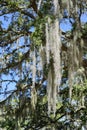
[{"left": 60, "top": 13, "right": 87, "bottom": 32}]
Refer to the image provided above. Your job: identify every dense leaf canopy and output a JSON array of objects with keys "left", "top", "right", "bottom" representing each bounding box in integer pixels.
[{"left": 0, "top": 0, "right": 87, "bottom": 129}]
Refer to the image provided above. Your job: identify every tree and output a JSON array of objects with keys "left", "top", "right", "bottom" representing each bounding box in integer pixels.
[{"left": 0, "top": 0, "right": 87, "bottom": 129}]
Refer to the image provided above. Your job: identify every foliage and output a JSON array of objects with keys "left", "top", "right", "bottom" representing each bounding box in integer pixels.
[{"left": 0, "top": 0, "right": 87, "bottom": 130}]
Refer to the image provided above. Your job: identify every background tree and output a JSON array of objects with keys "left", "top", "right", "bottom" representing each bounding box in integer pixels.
[{"left": 0, "top": 0, "right": 87, "bottom": 129}]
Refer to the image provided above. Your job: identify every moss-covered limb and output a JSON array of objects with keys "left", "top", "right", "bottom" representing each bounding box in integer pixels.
[{"left": 0, "top": 50, "right": 30, "bottom": 73}]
